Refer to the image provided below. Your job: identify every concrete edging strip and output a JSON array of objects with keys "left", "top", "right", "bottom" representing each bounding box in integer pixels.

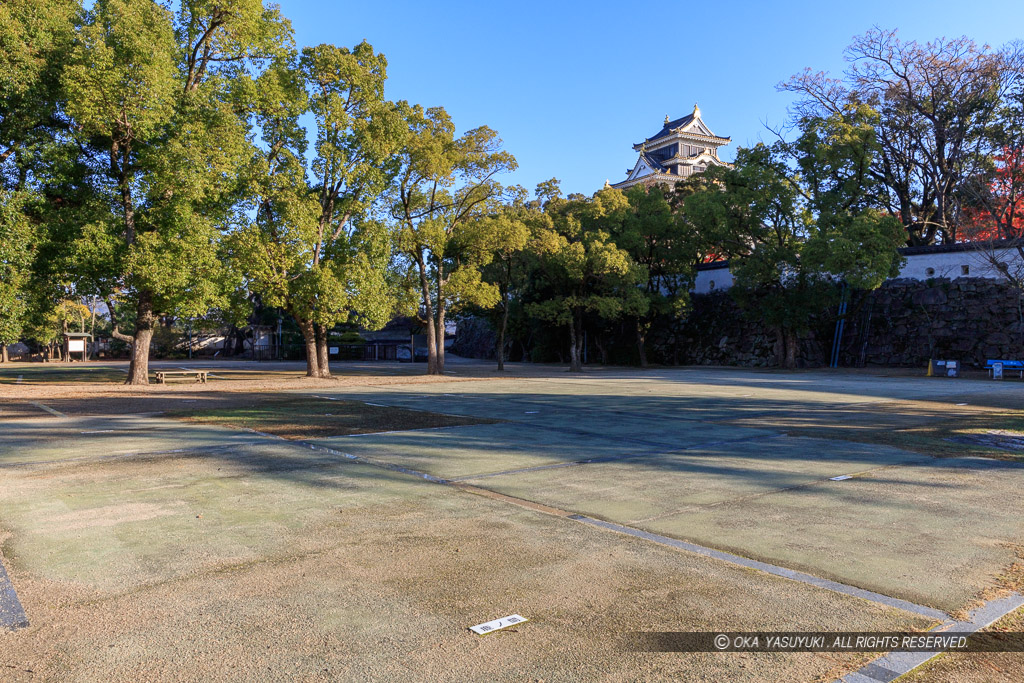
[
  {"left": 27, "top": 401, "right": 68, "bottom": 418},
  {"left": 570, "top": 515, "right": 948, "bottom": 621},
  {"left": 0, "top": 556, "right": 28, "bottom": 630},
  {"left": 278, "top": 434, "right": 953, "bottom": 625},
  {"left": 838, "top": 592, "right": 1024, "bottom": 682}
]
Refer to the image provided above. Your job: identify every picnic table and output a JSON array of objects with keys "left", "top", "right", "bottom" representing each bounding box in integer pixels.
[{"left": 154, "top": 370, "right": 208, "bottom": 384}]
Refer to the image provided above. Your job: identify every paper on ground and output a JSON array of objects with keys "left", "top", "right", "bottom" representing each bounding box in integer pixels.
[{"left": 470, "top": 614, "right": 528, "bottom": 635}]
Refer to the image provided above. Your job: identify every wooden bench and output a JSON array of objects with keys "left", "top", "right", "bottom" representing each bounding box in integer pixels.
[
  {"left": 154, "top": 370, "right": 208, "bottom": 384},
  {"left": 985, "top": 360, "right": 1024, "bottom": 379}
]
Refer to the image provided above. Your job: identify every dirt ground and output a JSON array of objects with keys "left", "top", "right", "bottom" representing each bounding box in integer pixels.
[{"left": 1, "top": 359, "right": 1023, "bottom": 681}]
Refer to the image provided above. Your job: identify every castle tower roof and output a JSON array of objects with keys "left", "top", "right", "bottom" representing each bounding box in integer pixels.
[{"left": 612, "top": 105, "right": 733, "bottom": 190}]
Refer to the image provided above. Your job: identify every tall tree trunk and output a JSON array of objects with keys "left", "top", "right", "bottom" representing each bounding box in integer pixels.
[
  {"left": 1, "top": 345, "right": 8, "bottom": 363},
  {"left": 636, "top": 320, "right": 648, "bottom": 368},
  {"left": 114, "top": 144, "right": 145, "bottom": 376},
  {"left": 776, "top": 327, "right": 799, "bottom": 369},
  {"left": 89, "top": 296, "right": 97, "bottom": 360},
  {"left": 496, "top": 287, "right": 509, "bottom": 372},
  {"left": 315, "top": 324, "right": 331, "bottom": 378},
  {"left": 296, "top": 317, "right": 320, "bottom": 378},
  {"left": 233, "top": 327, "right": 246, "bottom": 356},
  {"left": 424, "top": 315, "right": 439, "bottom": 375},
  {"left": 595, "top": 337, "right": 608, "bottom": 365},
  {"left": 125, "top": 290, "right": 154, "bottom": 384},
  {"left": 568, "top": 311, "right": 583, "bottom": 372},
  {"left": 435, "top": 299, "right": 446, "bottom": 375},
  {"left": 415, "top": 251, "right": 442, "bottom": 376},
  {"left": 786, "top": 329, "right": 799, "bottom": 369}
]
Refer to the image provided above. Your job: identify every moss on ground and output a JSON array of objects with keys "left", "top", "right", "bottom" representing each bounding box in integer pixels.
[
  {"left": 168, "top": 395, "right": 495, "bottom": 439},
  {"left": 720, "top": 400, "right": 1024, "bottom": 463},
  {"left": 0, "top": 367, "right": 128, "bottom": 384}
]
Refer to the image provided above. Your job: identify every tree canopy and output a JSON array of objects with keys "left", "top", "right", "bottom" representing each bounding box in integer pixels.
[
  {"left": 782, "top": 28, "right": 1023, "bottom": 245},
  {"left": 389, "top": 104, "right": 517, "bottom": 375},
  {"left": 685, "top": 106, "right": 905, "bottom": 367},
  {"left": 237, "top": 41, "right": 403, "bottom": 378},
  {"left": 2, "top": 11, "right": 1010, "bottom": 374}
]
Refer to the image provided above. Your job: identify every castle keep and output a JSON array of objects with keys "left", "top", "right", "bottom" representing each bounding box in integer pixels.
[{"left": 612, "top": 103, "right": 731, "bottom": 190}]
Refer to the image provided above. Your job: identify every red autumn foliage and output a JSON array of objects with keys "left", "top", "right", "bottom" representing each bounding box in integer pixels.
[{"left": 961, "top": 146, "right": 1024, "bottom": 241}]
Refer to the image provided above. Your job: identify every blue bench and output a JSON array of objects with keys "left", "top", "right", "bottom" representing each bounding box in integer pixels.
[{"left": 986, "top": 360, "right": 1024, "bottom": 378}]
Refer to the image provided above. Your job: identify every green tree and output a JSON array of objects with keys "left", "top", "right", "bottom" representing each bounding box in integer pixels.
[
  {"left": 528, "top": 187, "right": 641, "bottom": 372},
  {"left": 0, "top": 0, "right": 77, "bottom": 187},
  {"left": 685, "top": 106, "right": 904, "bottom": 368},
  {"left": 22, "top": 294, "right": 90, "bottom": 360},
  {"left": 62, "top": 0, "right": 290, "bottom": 383},
  {"left": 617, "top": 185, "right": 700, "bottom": 366},
  {"left": 237, "top": 42, "right": 403, "bottom": 378},
  {"left": 781, "top": 28, "right": 1022, "bottom": 245},
  {"left": 390, "top": 105, "right": 517, "bottom": 375},
  {"left": 0, "top": 191, "right": 35, "bottom": 360},
  {"left": 475, "top": 187, "right": 546, "bottom": 370},
  {"left": 0, "top": 0, "right": 78, "bottom": 361}
]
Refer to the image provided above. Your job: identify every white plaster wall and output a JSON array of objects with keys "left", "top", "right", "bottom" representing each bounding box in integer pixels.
[
  {"left": 895, "top": 247, "right": 1021, "bottom": 280},
  {"left": 690, "top": 246, "right": 1023, "bottom": 294},
  {"left": 693, "top": 266, "right": 733, "bottom": 293}
]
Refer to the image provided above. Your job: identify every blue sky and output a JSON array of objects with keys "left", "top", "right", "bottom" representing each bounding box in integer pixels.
[{"left": 285, "top": 0, "right": 1024, "bottom": 196}]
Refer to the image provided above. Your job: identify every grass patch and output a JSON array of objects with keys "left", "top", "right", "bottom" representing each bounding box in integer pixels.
[
  {"left": 168, "top": 395, "right": 496, "bottom": 439},
  {"left": 171, "top": 369, "right": 325, "bottom": 381},
  {"left": 899, "top": 606, "right": 1024, "bottom": 682},
  {"left": 0, "top": 367, "right": 128, "bottom": 384},
  {"left": 0, "top": 366, "right": 314, "bottom": 385},
  {"left": 721, "top": 400, "right": 1024, "bottom": 462},
  {"left": 0, "top": 400, "right": 56, "bottom": 419}
]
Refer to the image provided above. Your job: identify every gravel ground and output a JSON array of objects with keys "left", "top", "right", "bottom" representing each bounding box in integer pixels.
[
  {"left": 0, "top": 461, "right": 929, "bottom": 682},
  {"left": 2, "top": 360, "right": 1022, "bottom": 681}
]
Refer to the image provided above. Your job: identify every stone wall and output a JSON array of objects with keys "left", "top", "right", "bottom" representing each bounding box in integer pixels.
[
  {"left": 450, "top": 316, "right": 497, "bottom": 360},
  {"left": 837, "top": 278, "right": 1024, "bottom": 368},
  {"left": 678, "top": 278, "right": 1023, "bottom": 368},
  {"left": 452, "top": 278, "right": 1024, "bottom": 368},
  {"left": 674, "top": 292, "right": 828, "bottom": 367}
]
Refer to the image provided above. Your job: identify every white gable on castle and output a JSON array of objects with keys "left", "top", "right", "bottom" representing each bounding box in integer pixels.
[
  {"left": 612, "top": 103, "right": 732, "bottom": 190},
  {"left": 625, "top": 156, "right": 659, "bottom": 182}
]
